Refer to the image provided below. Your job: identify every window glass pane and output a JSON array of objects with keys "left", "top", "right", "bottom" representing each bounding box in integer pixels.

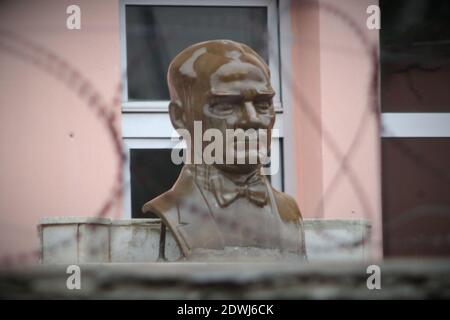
[
  {"left": 130, "top": 149, "right": 183, "bottom": 218},
  {"left": 382, "top": 138, "right": 450, "bottom": 257},
  {"left": 125, "top": 5, "right": 268, "bottom": 101},
  {"left": 380, "top": 0, "right": 450, "bottom": 112}
]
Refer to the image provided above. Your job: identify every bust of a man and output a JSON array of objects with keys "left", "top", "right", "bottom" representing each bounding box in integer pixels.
[{"left": 143, "top": 40, "right": 306, "bottom": 261}]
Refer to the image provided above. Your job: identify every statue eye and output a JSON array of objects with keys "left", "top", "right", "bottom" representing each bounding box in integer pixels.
[
  {"left": 211, "top": 103, "right": 235, "bottom": 115},
  {"left": 254, "top": 100, "right": 272, "bottom": 112}
]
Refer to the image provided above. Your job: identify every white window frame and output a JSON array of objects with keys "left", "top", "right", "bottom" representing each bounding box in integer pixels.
[
  {"left": 381, "top": 113, "right": 450, "bottom": 138},
  {"left": 119, "top": 0, "right": 282, "bottom": 112},
  {"left": 122, "top": 138, "right": 180, "bottom": 219}
]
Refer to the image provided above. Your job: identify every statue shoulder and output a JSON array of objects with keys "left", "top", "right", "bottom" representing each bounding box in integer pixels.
[
  {"left": 142, "top": 190, "right": 177, "bottom": 217},
  {"left": 142, "top": 165, "right": 197, "bottom": 217},
  {"left": 272, "top": 188, "right": 303, "bottom": 222}
]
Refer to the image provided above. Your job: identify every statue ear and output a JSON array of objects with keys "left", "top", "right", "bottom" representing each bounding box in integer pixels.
[{"left": 169, "top": 101, "right": 186, "bottom": 129}]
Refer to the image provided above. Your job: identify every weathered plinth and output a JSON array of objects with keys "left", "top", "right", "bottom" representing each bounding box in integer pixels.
[{"left": 38, "top": 217, "right": 371, "bottom": 263}]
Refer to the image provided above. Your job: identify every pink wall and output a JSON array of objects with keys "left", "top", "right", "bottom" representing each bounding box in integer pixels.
[
  {"left": 0, "top": 0, "right": 121, "bottom": 259},
  {"left": 290, "top": 0, "right": 382, "bottom": 257},
  {"left": 0, "top": 0, "right": 382, "bottom": 260}
]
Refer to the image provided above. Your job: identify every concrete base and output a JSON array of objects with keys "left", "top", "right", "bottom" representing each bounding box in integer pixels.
[{"left": 38, "top": 217, "right": 371, "bottom": 263}]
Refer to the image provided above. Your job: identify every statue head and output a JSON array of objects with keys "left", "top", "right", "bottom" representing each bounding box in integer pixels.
[{"left": 167, "top": 40, "right": 276, "bottom": 174}]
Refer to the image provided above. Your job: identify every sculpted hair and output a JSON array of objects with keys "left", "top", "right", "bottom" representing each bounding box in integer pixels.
[{"left": 167, "top": 40, "right": 270, "bottom": 110}]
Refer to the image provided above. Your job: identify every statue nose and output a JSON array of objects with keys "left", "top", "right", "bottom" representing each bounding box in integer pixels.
[{"left": 238, "top": 102, "right": 261, "bottom": 128}]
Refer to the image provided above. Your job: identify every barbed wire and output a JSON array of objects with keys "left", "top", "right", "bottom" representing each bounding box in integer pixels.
[
  {"left": 0, "top": 0, "right": 448, "bottom": 266},
  {"left": 0, "top": 29, "right": 125, "bottom": 266}
]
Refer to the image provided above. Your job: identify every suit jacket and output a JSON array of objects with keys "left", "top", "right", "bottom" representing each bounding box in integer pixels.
[{"left": 142, "top": 165, "right": 306, "bottom": 258}]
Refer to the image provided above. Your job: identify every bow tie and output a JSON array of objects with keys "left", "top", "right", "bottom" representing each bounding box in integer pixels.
[{"left": 210, "top": 173, "right": 268, "bottom": 208}]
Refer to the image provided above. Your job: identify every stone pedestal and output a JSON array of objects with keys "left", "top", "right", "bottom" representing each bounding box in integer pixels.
[
  {"left": 304, "top": 219, "right": 371, "bottom": 261},
  {"left": 38, "top": 217, "right": 370, "bottom": 264},
  {"left": 38, "top": 217, "right": 110, "bottom": 264}
]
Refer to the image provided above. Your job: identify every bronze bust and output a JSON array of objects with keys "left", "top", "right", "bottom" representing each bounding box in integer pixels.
[{"left": 143, "top": 40, "right": 306, "bottom": 261}]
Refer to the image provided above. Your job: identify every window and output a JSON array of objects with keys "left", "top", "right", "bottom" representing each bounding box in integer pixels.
[
  {"left": 120, "top": 0, "right": 281, "bottom": 112},
  {"left": 129, "top": 146, "right": 183, "bottom": 219},
  {"left": 380, "top": 0, "right": 450, "bottom": 256},
  {"left": 125, "top": 5, "right": 268, "bottom": 101},
  {"left": 120, "top": 0, "right": 286, "bottom": 218}
]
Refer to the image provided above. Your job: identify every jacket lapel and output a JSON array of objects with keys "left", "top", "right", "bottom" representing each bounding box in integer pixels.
[{"left": 172, "top": 166, "right": 225, "bottom": 254}]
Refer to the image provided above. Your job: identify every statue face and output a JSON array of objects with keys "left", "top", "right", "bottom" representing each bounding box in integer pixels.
[
  {"left": 203, "top": 56, "right": 275, "bottom": 173},
  {"left": 169, "top": 41, "right": 276, "bottom": 174}
]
